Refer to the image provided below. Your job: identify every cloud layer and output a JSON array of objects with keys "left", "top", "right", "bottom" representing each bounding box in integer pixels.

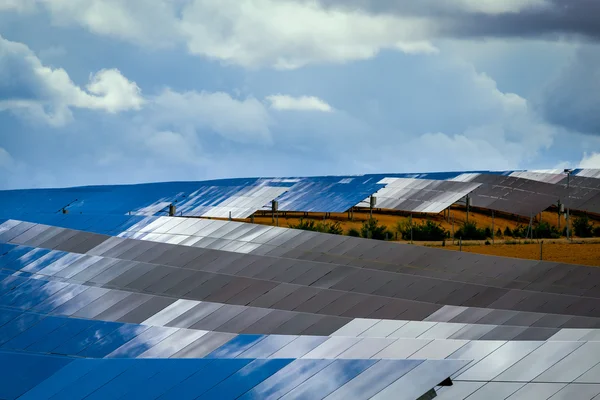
[
  {"left": 0, "top": 1, "right": 598, "bottom": 189},
  {"left": 0, "top": 34, "right": 143, "bottom": 126},
  {"left": 267, "top": 95, "right": 333, "bottom": 112}
]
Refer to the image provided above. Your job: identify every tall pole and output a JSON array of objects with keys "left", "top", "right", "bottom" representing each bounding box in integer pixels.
[
  {"left": 410, "top": 213, "right": 413, "bottom": 244},
  {"left": 492, "top": 210, "right": 495, "bottom": 244},
  {"left": 566, "top": 173, "right": 570, "bottom": 241},
  {"left": 557, "top": 200, "right": 561, "bottom": 231},
  {"left": 452, "top": 215, "right": 455, "bottom": 245},
  {"left": 466, "top": 195, "right": 470, "bottom": 224}
]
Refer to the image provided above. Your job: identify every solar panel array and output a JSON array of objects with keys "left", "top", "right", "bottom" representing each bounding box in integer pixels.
[
  {"left": 2, "top": 169, "right": 600, "bottom": 219},
  {"left": 1, "top": 210, "right": 600, "bottom": 398},
  {"left": 358, "top": 178, "right": 481, "bottom": 213},
  {"left": 266, "top": 176, "right": 386, "bottom": 213},
  {"left": 450, "top": 173, "right": 569, "bottom": 216},
  {"left": 508, "top": 171, "right": 600, "bottom": 214}
]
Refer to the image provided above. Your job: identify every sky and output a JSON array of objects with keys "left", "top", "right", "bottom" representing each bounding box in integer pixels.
[{"left": 0, "top": 0, "right": 599, "bottom": 189}]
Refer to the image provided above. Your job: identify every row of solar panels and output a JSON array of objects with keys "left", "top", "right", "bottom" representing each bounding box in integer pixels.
[
  {"left": 2, "top": 216, "right": 600, "bottom": 399},
  {"left": 4, "top": 216, "right": 600, "bottom": 329},
  {"left": 0, "top": 218, "right": 473, "bottom": 399},
  {"left": 1, "top": 169, "right": 599, "bottom": 219}
]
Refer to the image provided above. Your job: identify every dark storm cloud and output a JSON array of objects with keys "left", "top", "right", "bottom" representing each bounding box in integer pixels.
[
  {"left": 445, "top": 0, "right": 600, "bottom": 41},
  {"left": 309, "top": 0, "right": 600, "bottom": 42},
  {"left": 538, "top": 47, "right": 600, "bottom": 136}
]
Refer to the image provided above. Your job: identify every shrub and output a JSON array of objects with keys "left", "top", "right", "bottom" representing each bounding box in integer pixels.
[
  {"left": 288, "top": 219, "right": 318, "bottom": 231},
  {"left": 484, "top": 227, "right": 492, "bottom": 238},
  {"left": 532, "top": 221, "right": 561, "bottom": 239},
  {"left": 573, "top": 215, "right": 594, "bottom": 238},
  {"left": 396, "top": 219, "right": 448, "bottom": 241},
  {"left": 324, "top": 221, "right": 344, "bottom": 235},
  {"left": 361, "top": 218, "right": 393, "bottom": 240},
  {"left": 512, "top": 224, "right": 529, "bottom": 239},
  {"left": 503, "top": 226, "right": 513, "bottom": 237},
  {"left": 348, "top": 227, "right": 361, "bottom": 237},
  {"left": 454, "top": 221, "right": 488, "bottom": 240},
  {"left": 594, "top": 226, "right": 600, "bottom": 238},
  {"left": 289, "top": 219, "right": 343, "bottom": 235},
  {"left": 496, "top": 228, "right": 503, "bottom": 238}
]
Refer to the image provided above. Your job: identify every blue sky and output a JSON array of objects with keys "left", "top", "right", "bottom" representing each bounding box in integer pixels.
[{"left": 0, "top": 0, "right": 599, "bottom": 189}]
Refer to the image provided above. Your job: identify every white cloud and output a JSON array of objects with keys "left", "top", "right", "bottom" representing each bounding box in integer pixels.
[
  {"left": 38, "top": 0, "right": 180, "bottom": 47},
  {"left": 180, "top": 0, "right": 437, "bottom": 68},
  {"left": 452, "top": 0, "right": 549, "bottom": 14},
  {"left": 9, "top": 0, "right": 437, "bottom": 69},
  {"left": 0, "top": 0, "right": 36, "bottom": 12},
  {"left": 266, "top": 94, "right": 333, "bottom": 112},
  {"left": 0, "top": 35, "right": 144, "bottom": 126},
  {"left": 144, "top": 130, "right": 205, "bottom": 166},
  {"left": 0, "top": 147, "right": 14, "bottom": 169},
  {"left": 148, "top": 89, "right": 272, "bottom": 144},
  {"left": 580, "top": 152, "right": 600, "bottom": 168},
  {"left": 84, "top": 69, "right": 144, "bottom": 112}
]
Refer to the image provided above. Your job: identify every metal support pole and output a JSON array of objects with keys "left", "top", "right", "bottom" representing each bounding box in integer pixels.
[
  {"left": 452, "top": 215, "right": 455, "bottom": 245},
  {"left": 410, "top": 214, "right": 413, "bottom": 244},
  {"left": 229, "top": 211, "right": 232, "bottom": 221},
  {"left": 557, "top": 200, "right": 561, "bottom": 231},
  {"left": 466, "top": 195, "right": 470, "bottom": 224},
  {"left": 492, "top": 210, "right": 495, "bottom": 244},
  {"left": 459, "top": 237, "right": 462, "bottom": 251},
  {"left": 566, "top": 174, "right": 571, "bottom": 241},
  {"left": 271, "top": 200, "right": 278, "bottom": 225},
  {"left": 540, "top": 240, "right": 543, "bottom": 260}
]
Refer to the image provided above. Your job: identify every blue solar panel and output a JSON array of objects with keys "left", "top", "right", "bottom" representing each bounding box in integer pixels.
[
  {"left": 0, "top": 312, "right": 46, "bottom": 346},
  {"left": 53, "top": 320, "right": 123, "bottom": 356},
  {"left": 2, "top": 314, "right": 68, "bottom": 351},
  {"left": 0, "top": 351, "right": 73, "bottom": 400},
  {"left": 205, "top": 334, "right": 267, "bottom": 358},
  {"left": 271, "top": 176, "right": 384, "bottom": 212},
  {"left": 28, "top": 317, "right": 98, "bottom": 353},
  {"left": 49, "top": 358, "right": 137, "bottom": 400},
  {"left": 84, "top": 359, "right": 168, "bottom": 399},
  {"left": 18, "top": 358, "right": 102, "bottom": 400},
  {"left": 239, "top": 359, "right": 334, "bottom": 400},
  {"left": 79, "top": 323, "right": 149, "bottom": 358},
  {"left": 0, "top": 179, "right": 297, "bottom": 217},
  {"left": 120, "top": 359, "right": 213, "bottom": 399},
  {"left": 157, "top": 358, "right": 253, "bottom": 400},
  {"left": 198, "top": 358, "right": 293, "bottom": 400}
]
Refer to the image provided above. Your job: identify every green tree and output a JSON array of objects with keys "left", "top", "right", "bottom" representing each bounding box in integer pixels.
[
  {"left": 347, "top": 227, "right": 361, "bottom": 237},
  {"left": 396, "top": 219, "right": 447, "bottom": 241},
  {"left": 361, "top": 218, "right": 393, "bottom": 240},
  {"left": 454, "top": 221, "right": 488, "bottom": 240},
  {"left": 573, "top": 215, "right": 594, "bottom": 238},
  {"left": 288, "top": 219, "right": 343, "bottom": 235}
]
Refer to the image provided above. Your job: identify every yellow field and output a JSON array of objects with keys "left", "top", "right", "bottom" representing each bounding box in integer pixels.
[
  {"left": 440, "top": 242, "right": 600, "bottom": 267},
  {"left": 238, "top": 208, "right": 600, "bottom": 266},
  {"left": 247, "top": 208, "right": 581, "bottom": 236}
]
